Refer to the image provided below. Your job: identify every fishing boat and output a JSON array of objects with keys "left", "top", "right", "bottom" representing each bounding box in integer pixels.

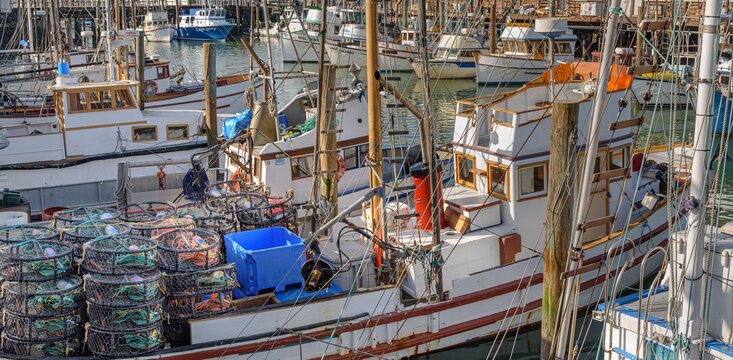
[
  {"left": 279, "top": 7, "right": 342, "bottom": 63},
  {"left": 411, "top": 31, "right": 490, "bottom": 79},
  {"left": 142, "top": 11, "right": 176, "bottom": 42},
  {"left": 178, "top": 9, "right": 234, "bottom": 41},
  {"left": 475, "top": 23, "right": 576, "bottom": 84}
]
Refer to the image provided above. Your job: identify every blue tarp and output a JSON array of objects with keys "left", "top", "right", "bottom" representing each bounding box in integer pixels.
[{"left": 222, "top": 109, "right": 253, "bottom": 139}]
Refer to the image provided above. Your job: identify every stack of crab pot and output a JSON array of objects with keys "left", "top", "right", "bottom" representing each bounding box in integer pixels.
[
  {"left": 80, "top": 212, "right": 163, "bottom": 357},
  {"left": 0, "top": 224, "right": 83, "bottom": 357},
  {"left": 54, "top": 207, "right": 125, "bottom": 269}
]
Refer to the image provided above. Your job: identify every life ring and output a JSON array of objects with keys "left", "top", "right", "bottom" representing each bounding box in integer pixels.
[
  {"left": 144, "top": 80, "right": 157, "bottom": 98},
  {"left": 337, "top": 154, "right": 346, "bottom": 180}
]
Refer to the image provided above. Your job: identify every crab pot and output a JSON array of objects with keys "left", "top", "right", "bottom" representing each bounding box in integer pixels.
[
  {"left": 119, "top": 201, "right": 177, "bottom": 223},
  {"left": 81, "top": 235, "right": 158, "bottom": 275},
  {"left": 86, "top": 323, "right": 163, "bottom": 357},
  {"left": 84, "top": 270, "right": 162, "bottom": 307},
  {"left": 2, "top": 331, "right": 82, "bottom": 356},
  {"left": 0, "top": 225, "right": 59, "bottom": 243},
  {"left": 154, "top": 228, "right": 221, "bottom": 272},
  {"left": 204, "top": 180, "right": 262, "bottom": 213},
  {"left": 52, "top": 206, "right": 120, "bottom": 228},
  {"left": 3, "top": 311, "right": 81, "bottom": 340},
  {"left": 128, "top": 217, "right": 196, "bottom": 238},
  {"left": 176, "top": 202, "right": 236, "bottom": 233},
  {"left": 2, "top": 276, "right": 84, "bottom": 316},
  {"left": 232, "top": 193, "right": 297, "bottom": 229},
  {"left": 0, "top": 241, "right": 73, "bottom": 281},
  {"left": 63, "top": 220, "right": 131, "bottom": 257},
  {"left": 86, "top": 299, "right": 163, "bottom": 331},
  {"left": 163, "top": 263, "right": 238, "bottom": 298},
  {"left": 164, "top": 289, "right": 233, "bottom": 319}
]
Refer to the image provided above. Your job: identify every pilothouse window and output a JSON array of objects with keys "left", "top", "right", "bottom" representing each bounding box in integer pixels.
[
  {"left": 455, "top": 153, "right": 477, "bottom": 190},
  {"left": 518, "top": 163, "right": 546, "bottom": 199},
  {"left": 488, "top": 162, "right": 509, "bottom": 201}
]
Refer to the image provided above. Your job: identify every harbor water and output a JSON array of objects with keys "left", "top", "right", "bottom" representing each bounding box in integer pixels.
[{"left": 144, "top": 38, "right": 733, "bottom": 359}]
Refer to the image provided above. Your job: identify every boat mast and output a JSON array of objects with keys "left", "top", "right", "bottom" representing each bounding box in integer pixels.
[
  {"left": 553, "top": 0, "right": 624, "bottom": 356},
  {"left": 366, "top": 0, "right": 385, "bottom": 277},
  {"left": 677, "top": 0, "right": 720, "bottom": 345},
  {"left": 106, "top": 0, "right": 116, "bottom": 81},
  {"left": 261, "top": 0, "right": 278, "bottom": 118},
  {"left": 417, "top": 0, "right": 444, "bottom": 300},
  {"left": 25, "top": 0, "right": 34, "bottom": 51}
]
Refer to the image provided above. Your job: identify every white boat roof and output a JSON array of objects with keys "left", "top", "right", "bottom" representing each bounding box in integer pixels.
[
  {"left": 49, "top": 79, "right": 138, "bottom": 91},
  {"left": 435, "top": 34, "right": 483, "bottom": 50},
  {"left": 500, "top": 24, "right": 576, "bottom": 41}
]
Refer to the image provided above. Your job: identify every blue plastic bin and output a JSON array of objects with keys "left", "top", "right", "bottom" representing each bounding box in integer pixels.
[
  {"left": 57, "top": 62, "right": 70, "bottom": 75},
  {"left": 224, "top": 227, "right": 305, "bottom": 296}
]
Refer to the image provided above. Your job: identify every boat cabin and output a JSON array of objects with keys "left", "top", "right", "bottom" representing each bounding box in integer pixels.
[
  {"left": 144, "top": 11, "right": 170, "bottom": 28},
  {"left": 500, "top": 23, "right": 576, "bottom": 60},
  {"left": 180, "top": 8, "right": 231, "bottom": 25},
  {"left": 433, "top": 34, "right": 485, "bottom": 59}
]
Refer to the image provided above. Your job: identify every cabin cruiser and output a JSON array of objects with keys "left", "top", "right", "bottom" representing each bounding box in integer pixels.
[
  {"left": 279, "top": 7, "right": 342, "bottom": 63},
  {"left": 411, "top": 30, "right": 490, "bottom": 79},
  {"left": 178, "top": 8, "right": 234, "bottom": 41},
  {"left": 475, "top": 23, "right": 576, "bottom": 84},
  {"left": 142, "top": 11, "right": 176, "bottom": 42}
]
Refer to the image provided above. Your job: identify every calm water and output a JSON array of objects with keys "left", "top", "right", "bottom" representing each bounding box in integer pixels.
[{"left": 144, "top": 39, "right": 733, "bottom": 359}]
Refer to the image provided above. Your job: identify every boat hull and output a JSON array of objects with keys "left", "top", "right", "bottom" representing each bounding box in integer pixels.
[
  {"left": 178, "top": 24, "right": 234, "bottom": 40},
  {"left": 324, "top": 42, "right": 416, "bottom": 71},
  {"left": 145, "top": 25, "right": 176, "bottom": 42},
  {"left": 280, "top": 32, "right": 322, "bottom": 62},
  {"left": 476, "top": 54, "right": 550, "bottom": 84},
  {"left": 413, "top": 60, "right": 477, "bottom": 79},
  {"left": 145, "top": 75, "right": 262, "bottom": 113},
  {"left": 630, "top": 76, "right": 691, "bottom": 106}
]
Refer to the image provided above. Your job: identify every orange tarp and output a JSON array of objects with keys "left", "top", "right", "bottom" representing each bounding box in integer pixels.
[{"left": 535, "top": 61, "right": 633, "bottom": 93}]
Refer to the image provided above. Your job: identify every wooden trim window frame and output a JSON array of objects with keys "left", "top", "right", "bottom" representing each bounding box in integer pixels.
[
  {"left": 166, "top": 124, "right": 189, "bottom": 140},
  {"left": 517, "top": 160, "right": 548, "bottom": 201},
  {"left": 66, "top": 87, "right": 136, "bottom": 114},
  {"left": 455, "top": 152, "right": 478, "bottom": 190},
  {"left": 291, "top": 155, "right": 314, "bottom": 180},
  {"left": 607, "top": 144, "right": 631, "bottom": 181},
  {"left": 132, "top": 125, "right": 157, "bottom": 142},
  {"left": 487, "top": 161, "right": 510, "bottom": 201}
]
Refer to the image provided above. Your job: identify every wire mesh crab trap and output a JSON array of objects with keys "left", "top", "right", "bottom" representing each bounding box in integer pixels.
[
  {"left": 119, "top": 202, "right": 177, "bottom": 222},
  {"left": 2, "top": 276, "right": 84, "bottom": 317},
  {"left": 86, "top": 324, "right": 163, "bottom": 357},
  {"left": 86, "top": 299, "right": 163, "bottom": 331},
  {"left": 52, "top": 206, "right": 120, "bottom": 228},
  {"left": 176, "top": 202, "right": 236, "bottom": 233},
  {"left": 3, "top": 311, "right": 81, "bottom": 340},
  {"left": 163, "top": 263, "right": 238, "bottom": 298},
  {"left": 0, "top": 225, "right": 59, "bottom": 243},
  {"left": 63, "top": 220, "right": 132, "bottom": 257},
  {"left": 154, "top": 229, "right": 221, "bottom": 272},
  {"left": 84, "top": 271, "right": 162, "bottom": 307},
  {"left": 81, "top": 235, "right": 158, "bottom": 275},
  {"left": 2, "top": 331, "right": 82, "bottom": 356},
  {"left": 231, "top": 192, "right": 297, "bottom": 230},
  {"left": 128, "top": 217, "right": 196, "bottom": 238},
  {"left": 164, "top": 289, "right": 234, "bottom": 320},
  {"left": 0, "top": 241, "right": 73, "bottom": 281},
  {"left": 203, "top": 180, "right": 262, "bottom": 213}
]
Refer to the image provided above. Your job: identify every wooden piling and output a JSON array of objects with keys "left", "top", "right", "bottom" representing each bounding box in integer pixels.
[
  {"left": 204, "top": 43, "right": 219, "bottom": 169},
  {"left": 366, "top": 0, "right": 384, "bottom": 267},
  {"left": 540, "top": 100, "right": 578, "bottom": 359},
  {"left": 636, "top": 5, "right": 645, "bottom": 66},
  {"left": 175, "top": 0, "right": 180, "bottom": 38},
  {"left": 319, "top": 64, "right": 339, "bottom": 219},
  {"left": 136, "top": 32, "right": 144, "bottom": 110},
  {"left": 490, "top": 2, "right": 497, "bottom": 53}
]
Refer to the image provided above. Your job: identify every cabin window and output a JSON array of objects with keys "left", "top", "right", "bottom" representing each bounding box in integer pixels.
[
  {"left": 291, "top": 155, "right": 314, "bottom": 179},
  {"left": 344, "top": 146, "right": 358, "bottom": 170},
  {"left": 609, "top": 147, "right": 627, "bottom": 170},
  {"left": 556, "top": 42, "right": 572, "bottom": 54},
  {"left": 89, "top": 91, "right": 113, "bottom": 110},
  {"left": 518, "top": 163, "right": 547, "bottom": 200},
  {"left": 157, "top": 66, "right": 167, "bottom": 79},
  {"left": 359, "top": 144, "right": 369, "bottom": 167},
  {"left": 67, "top": 92, "right": 88, "bottom": 112},
  {"left": 115, "top": 89, "right": 135, "bottom": 108},
  {"left": 487, "top": 162, "right": 509, "bottom": 200},
  {"left": 455, "top": 153, "right": 477, "bottom": 190},
  {"left": 504, "top": 41, "right": 514, "bottom": 52},
  {"left": 253, "top": 157, "right": 261, "bottom": 178},
  {"left": 167, "top": 124, "right": 188, "bottom": 140},
  {"left": 132, "top": 126, "right": 157, "bottom": 142},
  {"left": 525, "top": 41, "right": 533, "bottom": 54}
]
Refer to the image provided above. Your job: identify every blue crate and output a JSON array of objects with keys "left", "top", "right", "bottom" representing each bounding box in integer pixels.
[{"left": 224, "top": 227, "right": 305, "bottom": 296}]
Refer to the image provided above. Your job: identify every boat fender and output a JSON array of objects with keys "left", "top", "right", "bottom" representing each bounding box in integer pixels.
[
  {"left": 337, "top": 155, "right": 345, "bottom": 180},
  {"left": 144, "top": 80, "right": 158, "bottom": 98}
]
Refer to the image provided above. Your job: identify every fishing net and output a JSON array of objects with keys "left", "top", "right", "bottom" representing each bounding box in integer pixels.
[
  {"left": 81, "top": 235, "right": 158, "bottom": 275},
  {"left": 86, "top": 324, "right": 163, "bottom": 357},
  {"left": 84, "top": 270, "right": 162, "bottom": 307},
  {"left": 176, "top": 202, "right": 235, "bottom": 233},
  {"left": 203, "top": 180, "right": 262, "bottom": 213},
  {"left": 2, "top": 331, "right": 82, "bottom": 356},
  {"left": 163, "top": 263, "right": 238, "bottom": 298},
  {"left": 0, "top": 225, "right": 59, "bottom": 243},
  {"left": 2, "top": 276, "right": 84, "bottom": 317},
  {"left": 86, "top": 299, "right": 164, "bottom": 331},
  {"left": 3, "top": 311, "right": 81, "bottom": 340},
  {"left": 154, "top": 228, "right": 220, "bottom": 272},
  {"left": 0, "top": 241, "right": 73, "bottom": 281},
  {"left": 128, "top": 216, "right": 196, "bottom": 238},
  {"left": 231, "top": 192, "right": 297, "bottom": 230},
  {"left": 164, "top": 290, "right": 234, "bottom": 320},
  {"left": 63, "top": 220, "right": 131, "bottom": 257},
  {"left": 119, "top": 201, "right": 177, "bottom": 223},
  {"left": 52, "top": 206, "right": 119, "bottom": 228}
]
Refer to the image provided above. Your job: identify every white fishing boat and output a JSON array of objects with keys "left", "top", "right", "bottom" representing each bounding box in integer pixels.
[
  {"left": 475, "top": 23, "right": 576, "bottom": 84},
  {"left": 279, "top": 7, "right": 342, "bottom": 63},
  {"left": 142, "top": 11, "right": 176, "bottom": 42},
  {"left": 411, "top": 31, "right": 490, "bottom": 79}
]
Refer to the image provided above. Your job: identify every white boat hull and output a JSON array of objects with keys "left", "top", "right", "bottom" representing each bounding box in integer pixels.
[
  {"left": 280, "top": 32, "right": 321, "bottom": 62},
  {"left": 631, "top": 76, "right": 691, "bottom": 106},
  {"left": 145, "top": 25, "right": 176, "bottom": 42},
  {"left": 413, "top": 60, "right": 477, "bottom": 79},
  {"left": 476, "top": 54, "right": 551, "bottom": 84},
  {"left": 324, "top": 42, "right": 417, "bottom": 71}
]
